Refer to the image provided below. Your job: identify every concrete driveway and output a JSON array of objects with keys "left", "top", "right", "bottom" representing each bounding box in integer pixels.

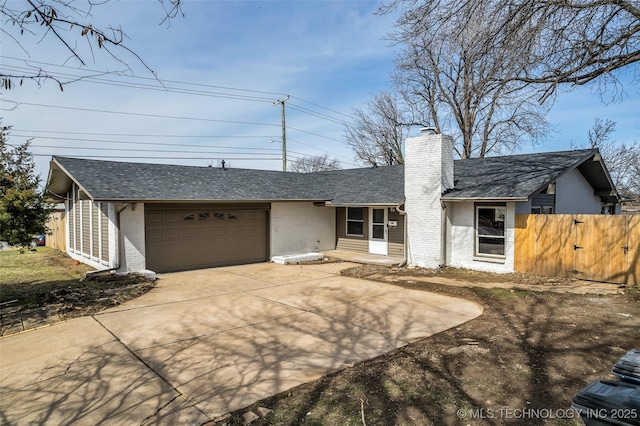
[{"left": 0, "top": 262, "right": 482, "bottom": 425}]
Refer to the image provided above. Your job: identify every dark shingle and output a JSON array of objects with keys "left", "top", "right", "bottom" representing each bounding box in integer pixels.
[
  {"left": 53, "top": 157, "right": 302, "bottom": 200},
  {"left": 51, "top": 148, "right": 603, "bottom": 204},
  {"left": 443, "top": 149, "right": 597, "bottom": 200}
]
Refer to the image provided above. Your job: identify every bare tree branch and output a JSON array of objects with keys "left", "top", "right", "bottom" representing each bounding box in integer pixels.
[
  {"left": 289, "top": 154, "right": 342, "bottom": 173},
  {"left": 381, "top": 0, "right": 551, "bottom": 158},
  {"left": 382, "top": 0, "right": 640, "bottom": 100},
  {"left": 574, "top": 119, "right": 640, "bottom": 201},
  {"left": 344, "top": 92, "right": 409, "bottom": 166},
  {"left": 0, "top": 0, "right": 183, "bottom": 89}
]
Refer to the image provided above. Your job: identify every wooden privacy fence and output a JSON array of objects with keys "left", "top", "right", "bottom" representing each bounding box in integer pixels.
[
  {"left": 515, "top": 214, "right": 639, "bottom": 285},
  {"left": 45, "top": 210, "right": 66, "bottom": 252}
]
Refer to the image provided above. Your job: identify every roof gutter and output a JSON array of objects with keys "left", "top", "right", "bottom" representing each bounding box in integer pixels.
[
  {"left": 325, "top": 202, "right": 401, "bottom": 207},
  {"left": 441, "top": 197, "right": 529, "bottom": 202},
  {"left": 85, "top": 198, "right": 332, "bottom": 203}
]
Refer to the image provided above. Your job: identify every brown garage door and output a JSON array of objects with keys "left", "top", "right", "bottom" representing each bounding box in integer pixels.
[{"left": 145, "top": 204, "right": 269, "bottom": 273}]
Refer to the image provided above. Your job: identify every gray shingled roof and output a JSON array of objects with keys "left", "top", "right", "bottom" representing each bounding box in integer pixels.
[
  {"left": 48, "top": 156, "right": 405, "bottom": 204},
  {"left": 313, "top": 165, "right": 404, "bottom": 205},
  {"left": 47, "top": 148, "right": 614, "bottom": 204},
  {"left": 443, "top": 149, "right": 601, "bottom": 200}
]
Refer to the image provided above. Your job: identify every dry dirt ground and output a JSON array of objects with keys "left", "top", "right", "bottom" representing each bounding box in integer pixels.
[
  {"left": 224, "top": 263, "right": 640, "bottom": 426},
  {"left": 3, "top": 253, "right": 639, "bottom": 425},
  {"left": 0, "top": 268, "right": 155, "bottom": 336}
]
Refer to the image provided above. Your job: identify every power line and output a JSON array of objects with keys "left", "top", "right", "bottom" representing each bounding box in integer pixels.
[
  {"left": 288, "top": 126, "right": 344, "bottom": 143},
  {"left": 28, "top": 153, "right": 286, "bottom": 161},
  {"left": 1, "top": 55, "right": 356, "bottom": 125},
  {"left": 12, "top": 129, "right": 277, "bottom": 139},
  {"left": 15, "top": 143, "right": 284, "bottom": 156},
  {"left": 10, "top": 129, "right": 352, "bottom": 163},
  {"left": 6, "top": 102, "right": 351, "bottom": 159},
  {"left": 287, "top": 103, "right": 351, "bottom": 126},
  {"left": 12, "top": 134, "right": 283, "bottom": 151},
  {"left": 1, "top": 64, "right": 277, "bottom": 103},
  {"left": 1, "top": 56, "right": 288, "bottom": 97},
  {"left": 290, "top": 95, "right": 355, "bottom": 120},
  {"left": 287, "top": 137, "right": 358, "bottom": 166},
  {"left": 2, "top": 100, "right": 280, "bottom": 127}
]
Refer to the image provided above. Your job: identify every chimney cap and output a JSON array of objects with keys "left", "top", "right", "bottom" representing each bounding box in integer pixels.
[{"left": 420, "top": 127, "right": 438, "bottom": 134}]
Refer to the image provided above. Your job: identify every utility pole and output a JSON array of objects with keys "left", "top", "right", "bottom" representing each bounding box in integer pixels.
[{"left": 273, "top": 95, "right": 290, "bottom": 172}]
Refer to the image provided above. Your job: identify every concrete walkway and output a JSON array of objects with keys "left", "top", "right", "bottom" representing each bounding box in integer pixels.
[{"left": 0, "top": 262, "right": 482, "bottom": 425}]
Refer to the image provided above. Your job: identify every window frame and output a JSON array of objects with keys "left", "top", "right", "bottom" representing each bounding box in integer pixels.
[
  {"left": 475, "top": 204, "right": 506, "bottom": 258},
  {"left": 531, "top": 206, "right": 554, "bottom": 214},
  {"left": 346, "top": 207, "right": 365, "bottom": 237}
]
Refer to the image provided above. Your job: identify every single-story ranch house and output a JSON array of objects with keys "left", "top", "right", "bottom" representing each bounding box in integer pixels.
[{"left": 45, "top": 132, "right": 620, "bottom": 274}]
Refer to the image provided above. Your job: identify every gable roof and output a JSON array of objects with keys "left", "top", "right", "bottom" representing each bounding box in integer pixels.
[
  {"left": 47, "top": 157, "right": 319, "bottom": 202},
  {"left": 442, "top": 148, "right": 617, "bottom": 202},
  {"left": 47, "top": 156, "right": 405, "bottom": 205},
  {"left": 46, "top": 148, "right": 618, "bottom": 205}
]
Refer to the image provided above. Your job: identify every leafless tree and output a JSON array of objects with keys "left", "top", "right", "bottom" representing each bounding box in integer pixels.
[
  {"left": 588, "top": 118, "right": 618, "bottom": 148},
  {"left": 575, "top": 119, "right": 640, "bottom": 201},
  {"left": 605, "top": 141, "right": 640, "bottom": 201},
  {"left": 381, "top": 0, "right": 640, "bottom": 101},
  {"left": 344, "top": 92, "right": 408, "bottom": 166},
  {"left": 0, "top": 0, "right": 183, "bottom": 89},
  {"left": 289, "top": 154, "right": 342, "bottom": 173},
  {"left": 368, "top": 1, "right": 551, "bottom": 159}
]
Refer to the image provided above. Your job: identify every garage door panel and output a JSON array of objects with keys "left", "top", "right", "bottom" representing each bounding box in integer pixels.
[
  {"left": 147, "top": 212, "right": 162, "bottom": 223},
  {"left": 146, "top": 206, "right": 268, "bottom": 272},
  {"left": 165, "top": 227, "right": 180, "bottom": 239},
  {"left": 147, "top": 228, "right": 162, "bottom": 240},
  {"left": 196, "top": 226, "right": 212, "bottom": 237},
  {"left": 181, "top": 227, "right": 196, "bottom": 238},
  {"left": 226, "top": 226, "right": 240, "bottom": 234},
  {"left": 165, "top": 212, "right": 180, "bottom": 222}
]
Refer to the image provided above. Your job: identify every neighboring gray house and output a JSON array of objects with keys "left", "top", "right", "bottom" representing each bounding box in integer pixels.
[{"left": 45, "top": 133, "right": 619, "bottom": 274}]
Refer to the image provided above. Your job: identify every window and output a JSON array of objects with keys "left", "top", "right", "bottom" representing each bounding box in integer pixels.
[
  {"left": 531, "top": 206, "right": 554, "bottom": 214},
  {"left": 213, "top": 211, "right": 225, "bottom": 220},
  {"left": 227, "top": 212, "right": 238, "bottom": 220},
  {"left": 346, "top": 207, "right": 364, "bottom": 236},
  {"left": 198, "top": 212, "right": 210, "bottom": 220},
  {"left": 476, "top": 205, "right": 505, "bottom": 257},
  {"left": 182, "top": 213, "right": 195, "bottom": 221}
]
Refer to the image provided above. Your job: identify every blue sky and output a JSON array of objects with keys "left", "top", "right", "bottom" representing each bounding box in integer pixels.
[{"left": 1, "top": 0, "right": 638, "bottom": 181}]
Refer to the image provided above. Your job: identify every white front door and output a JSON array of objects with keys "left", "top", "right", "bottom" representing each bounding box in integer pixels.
[{"left": 369, "top": 208, "right": 388, "bottom": 256}]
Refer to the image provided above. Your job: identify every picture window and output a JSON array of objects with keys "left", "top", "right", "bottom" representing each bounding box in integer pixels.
[{"left": 476, "top": 206, "right": 505, "bottom": 257}]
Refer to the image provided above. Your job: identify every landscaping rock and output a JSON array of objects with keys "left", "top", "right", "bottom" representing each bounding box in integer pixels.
[{"left": 242, "top": 411, "right": 259, "bottom": 425}]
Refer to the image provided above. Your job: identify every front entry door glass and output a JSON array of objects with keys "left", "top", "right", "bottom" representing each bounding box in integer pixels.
[{"left": 369, "top": 208, "right": 387, "bottom": 256}]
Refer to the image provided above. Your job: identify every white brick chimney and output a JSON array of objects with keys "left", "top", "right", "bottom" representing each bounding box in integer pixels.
[{"left": 404, "top": 130, "right": 454, "bottom": 268}]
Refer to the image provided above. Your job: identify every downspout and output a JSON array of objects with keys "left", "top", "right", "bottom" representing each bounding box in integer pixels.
[
  {"left": 84, "top": 203, "right": 127, "bottom": 277},
  {"left": 396, "top": 201, "right": 408, "bottom": 267},
  {"left": 115, "top": 203, "right": 128, "bottom": 271},
  {"left": 440, "top": 200, "right": 447, "bottom": 268}
]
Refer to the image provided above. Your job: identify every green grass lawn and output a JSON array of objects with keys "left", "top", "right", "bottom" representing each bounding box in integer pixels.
[{"left": 0, "top": 247, "right": 93, "bottom": 306}]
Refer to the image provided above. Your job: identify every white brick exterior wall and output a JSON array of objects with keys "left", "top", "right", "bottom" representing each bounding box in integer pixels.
[
  {"left": 446, "top": 201, "right": 516, "bottom": 273},
  {"left": 405, "top": 133, "right": 454, "bottom": 268},
  {"left": 118, "top": 203, "right": 146, "bottom": 273},
  {"left": 270, "top": 202, "right": 336, "bottom": 256}
]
